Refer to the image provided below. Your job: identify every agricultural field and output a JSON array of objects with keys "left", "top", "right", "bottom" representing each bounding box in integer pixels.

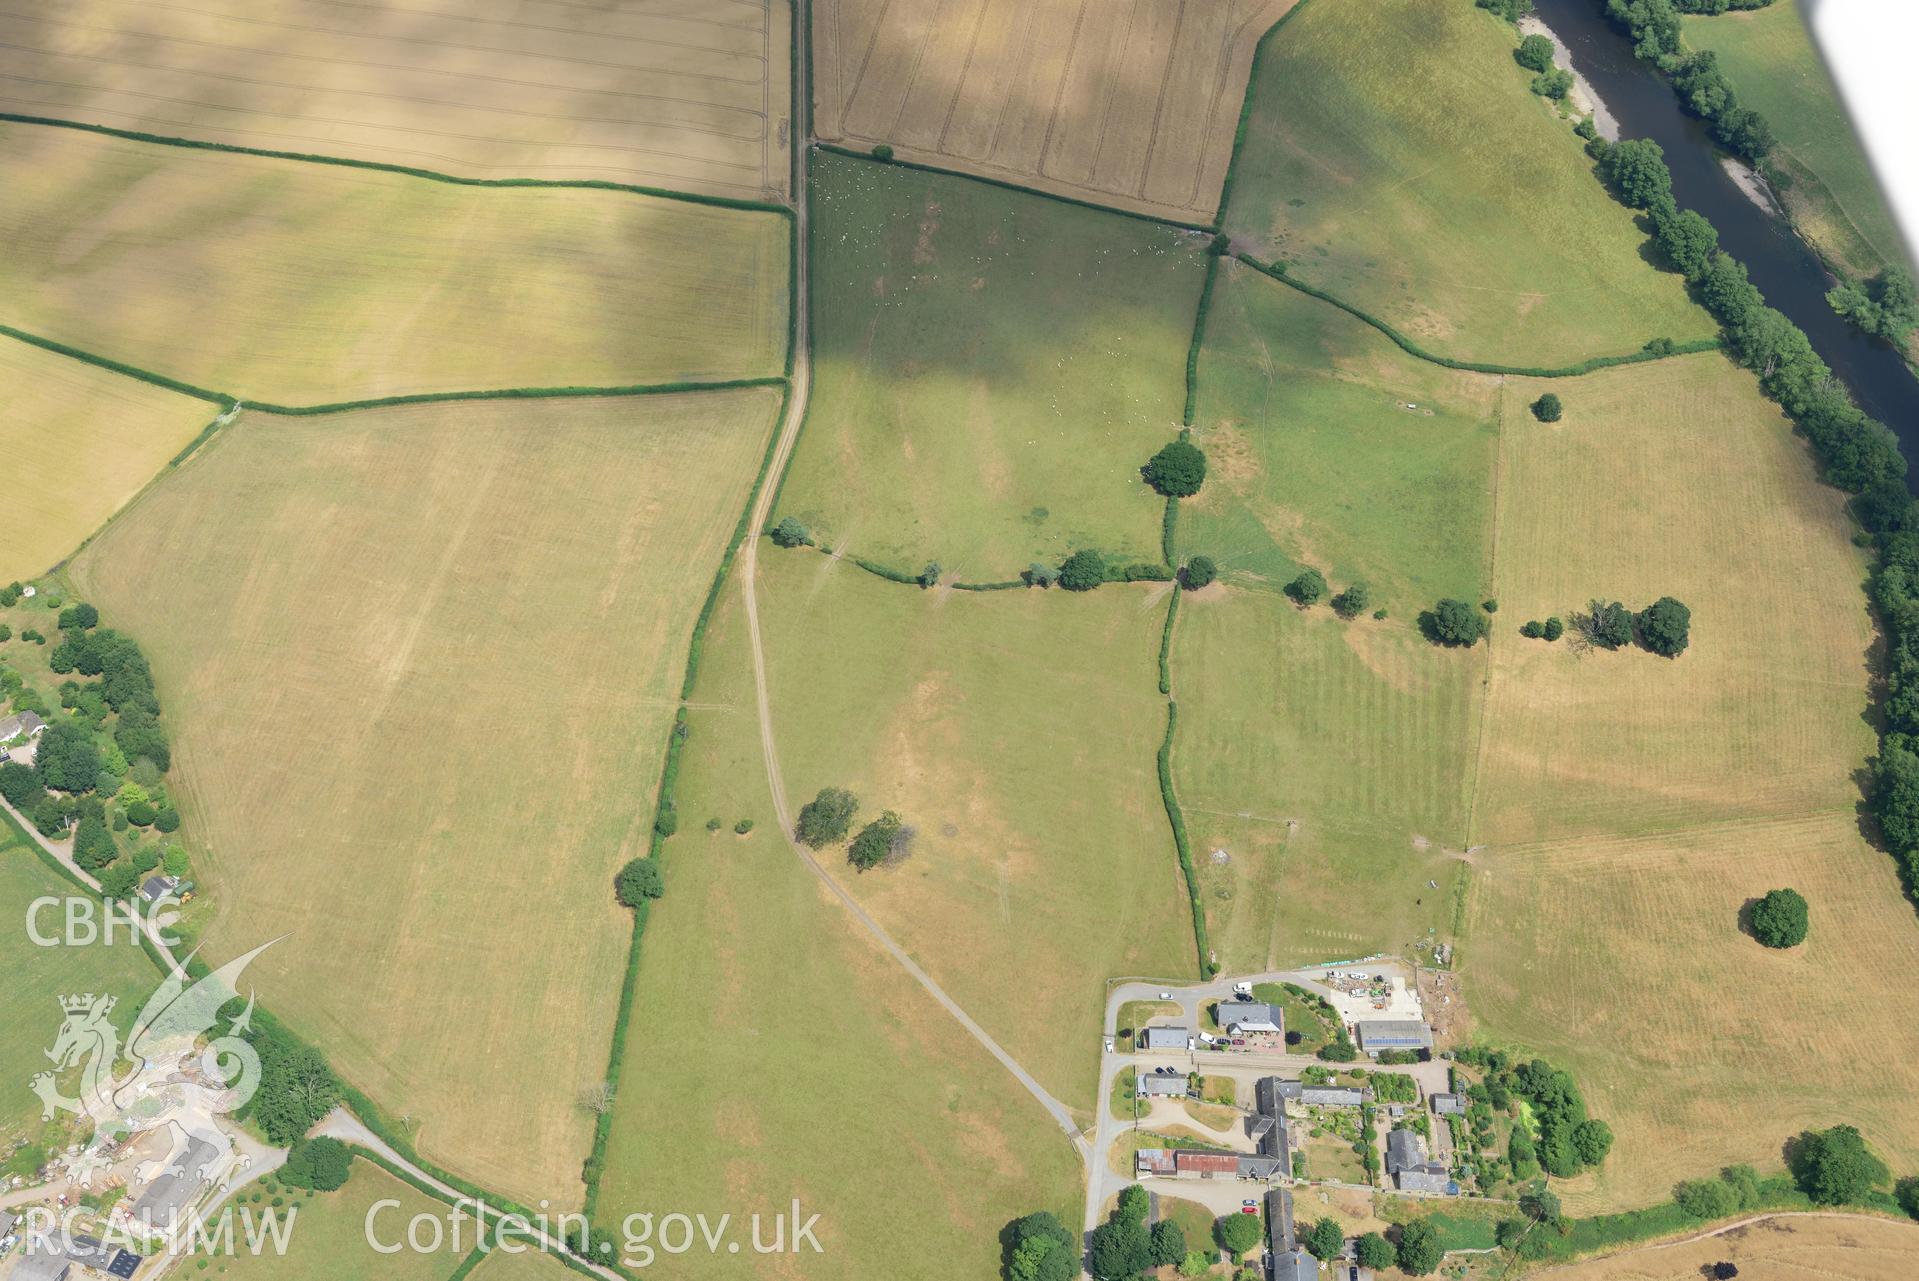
[
  {"left": 1538, "top": 1211, "right": 1919, "bottom": 1281},
  {"left": 65, "top": 387, "right": 784, "bottom": 1207},
  {"left": 754, "top": 549, "right": 1193, "bottom": 1108},
  {"left": 1686, "top": 2, "right": 1907, "bottom": 279},
  {"left": 1173, "top": 590, "right": 1482, "bottom": 973},
  {"left": 598, "top": 585, "right": 1082, "bottom": 1281},
  {"left": 0, "top": 335, "right": 215, "bottom": 582},
  {"left": 0, "top": 121, "right": 788, "bottom": 405},
  {"left": 0, "top": 0, "right": 793, "bottom": 201},
  {"left": 193, "top": 1160, "right": 462, "bottom": 1281},
  {"left": 774, "top": 151, "right": 1205, "bottom": 577},
  {"left": 467, "top": 1247, "right": 577, "bottom": 1281},
  {"left": 1471, "top": 354, "right": 1874, "bottom": 847},
  {"left": 1184, "top": 262, "right": 1501, "bottom": 610},
  {"left": 1221, "top": 0, "right": 1711, "bottom": 367},
  {"left": 812, "top": 0, "right": 1295, "bottom": 224}
]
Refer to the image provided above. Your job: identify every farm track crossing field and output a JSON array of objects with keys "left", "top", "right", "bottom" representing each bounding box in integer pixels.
[
  {"left": 1685, "top": 3, "right": 1907, "bottom": 279},
  {"left": 1222, "top": 0, "right": 1711, "bottom": 367},
  {"left": 0, "top": 0, "right": 792, "bottom": 200},
  {"left": 0, "top": 335, "right": 213, "bottom": 582},
  {"left": 598, "top": 589, "right": 1082, "bottom": 1281},
  {"left": 1185, "top": 262, "right": 1501, "bottom": 613},
  {"left": 775, "top": 151, "right": 1204, "bottom": 576},
  {"left": 66, "top": 387, "right": 785, "bottom": 1207},
  {"left": 813, "top": 0, "right": 1296, "bottom": 224},
  {"left": 755, "top": 550, "right": 1193, "bottom": 1110},
  {"left": 1536, "top": 1212, "right": 1919, "bottom": 1281},
  {"left": 0, "top": 121, "right": 788, "bottom": 405},
  {"left": 1471, "top": 355, "right": 1873, "bottom": 848},
  {"left": 194, "top": 1161, "right": 463, "bottom": 1281}
]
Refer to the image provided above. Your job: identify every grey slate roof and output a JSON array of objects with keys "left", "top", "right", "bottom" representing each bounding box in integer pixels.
[
  {"left": 1137, "top": 1073, "right": 1187, "bottom": 1097},
  {"left": 1430, "top": 1092, "right": 1467, "bottom": 1115},
  {"left": 130, "top": 1137, "right": 219, "bottom": 1231},
  {"left": 11, "top": 1249, "right": 72, "bottom": 1281},
  {"left": 1385, "top": 1128, "right": 1427, "bottom": 1173},
  {"left": 1271, "top": 1247, "right": 1319, "bottom": 1281},
  {"left": 1265, "top": 1187, "right": 1295, "bottom": 1253},
  {"left": 1237, "top": 1153, "right": 1285, "bottom": 1180},
  {"left": 1300, "top": 1085, "right": 1370, "bottom": 1107},
  {"left": 1141, "top": 1026, "right": 1190, "bottom": 1050},
  {"left": 1215, "top": 1000, "right": 1283, "bottom": 1032}
]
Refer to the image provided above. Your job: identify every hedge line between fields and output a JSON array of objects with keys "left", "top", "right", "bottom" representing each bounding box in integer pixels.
[
  {"left": 1183, "top": 251, "right": 1223, "bottom": 426},
  {"left": 1158, "top": 585, "right": 1180, "bottom": 696},
  {"left": 0, "top": 324, "right": 233, "bottom": 406},
  {"left": 1234, "top": 255, "right": 1723, "bottom": 376},
  {"left": 1211, "top": 0, "right": 1319, "bottom": 229},
  {"left": 1161, "top": 497, "right": 1180, "bottom": 567},
  {"left": 0, "top": 111, "right": 795, "bottom": 216},
  {"left": 815, "top": 142, "right": 1218, "bottom": 235},
  {"left": 168, "top": 409, "right": 232, "bottom": 466},
  {"left": 252, "top": 377, "right": 788, "bottom": 418},
  {"left": 1156, "top": 700, "right": 1211, "bottom": 973}
]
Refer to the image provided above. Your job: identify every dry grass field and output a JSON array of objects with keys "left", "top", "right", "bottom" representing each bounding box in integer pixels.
[
  {"left": 1537, "top": 1212, "right": 1919, "bottom": 1281},
  {"left": 1174, "top": 591, "right": 1482, "bottom": 972},
  {"left": 0, "top": 121, "right": 788, "bottom": 405},
  {"left": 813, "top": 0, "right": 1295, "bottom": 224},
  {"left": 0, "top": 0, "right": 792, "bottom": 201},
  {"left": 467, "top": 1247, "right": 578, "bottom": 1281},
  {"left": 754, "top": 550, "right": 1194, "bottom": 1110},
  {"left": 65, "top": 387, "right": 784, "bottom": 1207},
  {"left": 1222, "top": 0, "right": 1712, "bottom": 367},
  {"left": 0, "top": 335, "right": 214, "bottom": 582},
  {"left": 196, "top": 1161, "right": 463, "bottom": 1281},
  {"left": 1471, "top": 355, "right": 1874, "bottom": 848},
  {"left": 1461, "top": 354, "right": 1919, "bottom": 1212},
  {"left": 598, "top": 587, "right": 1082, "bottom": 1280}
]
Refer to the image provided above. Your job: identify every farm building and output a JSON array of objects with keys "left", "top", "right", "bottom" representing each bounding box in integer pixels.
[
  {"left": 1265, "top": 1187, "right": 1295, "bottom": 1252},
  {"left": 1270, "top": 1248, "right": 1317, "bottom": 1281},
  {"left": 1136, "top": 1147, "right": 1271, "bottom": 1181},
  {"left": 1140, "top": 1026, "right": 1191, "bottom": 1051},
  {"left": 1236, "top": 1153, "right": 1286, "bottom": 1180},
  {"left": 130, "top": 1136, "right": 218, "bottom": 1234},
  {"left": 1430, "top": 1092, "right": 1466, "bottom": 1115},
  {"left": 1386, "top": 1129, "right": 1453, "bottom": 1195},
  {"left": 1137, "top": 1073, "right": 1187, "bottom": 1098},
  {"left": 1300, "top": 1085, "right": 1371, "bottom": 1107},
  {"left": 1135, "top": 1148, "right": 1177, "bottom": 1178},
  {"left": 1355, "top": 1019, "right": 1434, "bottom": 1056}
]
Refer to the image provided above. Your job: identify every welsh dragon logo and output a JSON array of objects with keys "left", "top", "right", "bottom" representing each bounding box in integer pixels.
[{"left": 32, "top": 940, "right": 278, "bottom": 1199}]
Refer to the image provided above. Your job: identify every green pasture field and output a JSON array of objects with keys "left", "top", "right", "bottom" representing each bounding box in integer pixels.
[
  {"left": 773, "top": 150, "right": 1208, "bottom": 578},
  {"left": 1184, "top": 262, "right": 1500, "bottom": 611},
  {"left": 1222, "top": 0, "right": 1711, "bottom": 367},
  {"left": 1173, "top": 589, "right": 1481, "bottom": 972},
  {"left": 66, "top": 387, "right": 784, "bottom": 1208},
  {"left": 1686, "top": 3, "right": 1908, "bottom": 278},
  {"left": 598, "top": 585, "right": 1082, "bottom": 1281},
  {"left": 754, "top": 549, "right": 1193, "bottom": 1109},
  {"left": 0, "top": 122, "right": 788, "bottom": 405},
  {"left": 467, "top": 1248, "right": 579, "bottom": 1281},
  {"left": 1471, "top": 354, "right": 1873, "bottom": 847},
  {"left": 0, "top": 336, "right": 215, "bottom": 582},
  {"left": 196, "top": 1161, "right": 462, "bottom": 1281}
]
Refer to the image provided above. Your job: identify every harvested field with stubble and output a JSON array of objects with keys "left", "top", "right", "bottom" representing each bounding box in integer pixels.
[
  {"left": 1537, "top": 1212, "right": 1919, "bottom": 1281},
  {"left": 0, "top": 0, "right": 792, "bottom": 201},
  {"left": 754, "top": 550, "right": 1193, "bottom": 1110},
  {"left": 66, "top": 387, "right": 784, "bottom": 1207},
  {"left": 1471, "top": 354, "right": 1874, "bottom": 848},
  {"left": 775, "top": 151, "right": 1204, "bottom": 577},
  {"left": 598, "top": 586, "right": 1082, "bottom": 1281},
  {"left": 813, "top": 0, "right": 1296, "bottom": 224},
  {"left": 1222, "top": 0, "right": 1712, "bottom": 367},
  {"left": 0, "top": 335, "right": 214, "bottom": 582},
  {"left": 0, "top": 121, "right": 788, "bottom": 405}
]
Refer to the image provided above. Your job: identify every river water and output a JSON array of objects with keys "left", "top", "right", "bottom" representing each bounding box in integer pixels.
[{"left": 1531, "top": 0, "right": 1919, "bottom": 459}]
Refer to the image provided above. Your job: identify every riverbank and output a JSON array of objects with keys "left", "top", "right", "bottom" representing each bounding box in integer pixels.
[{"left": 1519, "top": 15, "right": 1619, "bottom": 141}]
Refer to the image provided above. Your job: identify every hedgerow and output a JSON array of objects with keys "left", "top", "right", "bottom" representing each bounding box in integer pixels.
[{"left": 1155, "top": 702, "right": 1211, "bottom": 973}]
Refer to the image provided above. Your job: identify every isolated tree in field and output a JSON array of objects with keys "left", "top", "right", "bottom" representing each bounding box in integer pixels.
[
  {"left": 1653, "top": 206, "right": 1720, "bottom": 280},
  {"left": 1005, "top": 1211, "right": 1076, "bottom": 1281},
  {"left": 1579, "top": 599, "right": 1634, "bottom": 650},
  {"left": 614, "top": 858, "right": 663, "bottom": 907},
  {"left": 1214, "top": 1210, "right": 1262, "bottom": 1257},
  {"left": 1711, "top": 1264, "right": 1739, "bottom": 1281},
  {"left": 1637, "top": 595, "right": 1691, "bottom": 656},
  {"left": 1354, "top": 1233, "right": 1394, "bottom": 1270},
  {"left": 1532, "top": 393, "right": 1562, "bottom": 422},
  {"left": 1179, "top": 555, "right": 1217, "bottom": 590},
  {"left": 1521, "top": 620, "right": 1545, "bottom": 638},
  {"left": 1789, "top": 1124, "right": 1888, "bottom": 1205},
  {"left": 1286, "top": 568, "right": 1327, "bottom": 607},
  {"left": 1515, "top": 33, "right": 1555, "bottom": 71},
  {"left": 1395, "top": 1219, "right": 1443, "bottom": 1275},
  {"left": 1331, "top": 581, "right": 1371, "bottom": 618},
  {"left": 1599, "top": 137, "right": 1674, "bottom": 212},
  {"left": 1424, "top": 598, "right": 1488, "bottom": 647},
  {"left": 1057, "top": 549, "right": 1107, "bottom": 592},
  {"left": 1543, "top": 616, "right": 1564, "bottom": 641},
  {"left": 769, "top": 516, "right": 810, "bottom": 548},
  {"left": 1149, "top": 1219, "right": 1185, "bottom": 1268},
  {"left": 847, "top": 810, "right": 905, "bottom": 871},
  {"left": 1749, "top": 887, "right": 1808, "bottom": 948},
  {"left": 1303, "top": 1217, "right": 1344, "bottom": 1261},
  {"left": 1142, "top": 439, "right": 1208, "bottom": 498},
  {"left": 795, "top": 786, "right": 859, "bottom": 847},
  {"left": 1089, "top": 1219, "right": 1153, "bottom": 1280}
]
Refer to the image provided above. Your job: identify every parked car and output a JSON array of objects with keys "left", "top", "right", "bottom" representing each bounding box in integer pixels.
[
  {"left": 1199, "top": 1032, "right": 1217, "bottom": 1044},
  {"left": 1159, "top": 991, "right": 1173, "bottom": 1000}
]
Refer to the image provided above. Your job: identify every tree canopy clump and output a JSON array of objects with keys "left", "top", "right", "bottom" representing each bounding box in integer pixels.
[
  {"left": 1285, "top": 569, "right": 1327, "bottom": 607},
  {"left": 1302, "top": 1217, "right": 1344, "bottom": 1261},
  {"left": 251, "top": 1038, "right": 340, "bottom": 1147},
  {"left": 1179, "top": 555, "right": 1217, "bottom": 590},
  {"left": 1636, "top": 596, "right": 1691, "bottom": 656},
  {"left": 35, "top": 722, "right": 102, "bottom": 793},
  {"left": 847, "top": 810, "right": 908, "bottom": 871},
  {"left": 1532, "top": 393, "right": 1562, "bottom": 422},
  {"left": 1331, "top": 581, "right": 1370, "bottom": 619},
  {"left": 1749, "top": 887, "right": 1808, "bottom": 948},
  {"left": 1395, "top": 1219, "right": 1443, "bottom": 1275},
  {"left": 1653, "top": 205, "right": 1720, "bottom": 280},
  {"left": 795, "top": 786, "right": 859, "bottom": 847},
  {"left": 1141, "top": 439, "right": 1208, "bottom": 498},
  {"left": 1213, "top": 1209, "right": 1262, "bottom": 1257},
  {"left": 769, "top": 516, "right": 811, "bottom": 548},
  {"left": 1004, "top": 1210, "right": 1077, "bottom": 1281},
  {"left": 1576, "top": 600, "right": 1634, "bottom": 650},
  {"left": 1515, "top": 33, "right": 1555, "bottom": 72},
  {"left": 1057, "top": 549, "right": 1107, "bottom": 592},
  {"left": 1788, "top": 1124, "right": 1888, "bottom": 1206},
  {"left": 1674, "top": 1164, "right": 1763, "bottom": 1220},
  {"left": 1829, "top": 268, "right": 1918, "bottom": 346},
  {"left": 1596, "top": 137, "right": 1673, "bottom": 212},
  {"left": 1087, "top": 1186, "right": 1155, "bottom": 1280},
  {"left": 281, "top": 1137, "right": 353, "bottom": 1191},
  {"left": 1354, "top": 1233, "right": 1394, "bottom": 1270},
  {"left": 614, "top": 858, "right": 664, "bottom": 907},
  {"left": 1423, "top": 598, "right": 1488, "bottom": 647}
]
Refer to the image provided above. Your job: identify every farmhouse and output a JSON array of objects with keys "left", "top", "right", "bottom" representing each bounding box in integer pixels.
[
  {"left": 0, "top": 710, "right": 46, "bottom": 742},
  {"left": 1386, "top": 1130, "right": 1453, "bottom": 1195},
  {"left": 1137, "top": 1073, "right": 1188, "bottom": 1099},
  {"left": 1216, "top": 1000, "right": 1284, "bottom": 1035},
  {"left": 1237, "top": 1153, "right": 1286, "bottom": 1181},
  {"left": 1256, "top": 1076, "right": 1304, "bottom": 1111},
  {"left": 130, "top": 1136, "right": 218, "bottom": 1234},
  {"left": 1140, "top": 1026, "right": 1192, "bottom": 1052},
  {"left": 1354, "top": 1020, "right": 1434, "bottom": 1057}
]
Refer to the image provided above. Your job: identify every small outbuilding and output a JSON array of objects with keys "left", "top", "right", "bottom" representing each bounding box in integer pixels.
[{"left": 1140, "top": 1026, "right": 1192, "bottom": 1052}]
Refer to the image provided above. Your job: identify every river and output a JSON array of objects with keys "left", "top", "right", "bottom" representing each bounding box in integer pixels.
[{"left": 1532, "top": 0, "right": 1919, "bottom": 463}]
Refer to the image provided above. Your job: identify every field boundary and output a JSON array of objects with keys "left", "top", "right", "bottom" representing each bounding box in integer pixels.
[
  {"left": 815, "top": 143, "right": 1218, "bottom": 235},
  {"left": 1235, "top": 255, "right": 1724, "bottom": 376},
  {"left": 0, "top": 111, "right": 795, "bottom": 218},
  {"left": 1155, "top": 697, "right": 1211, "bottom": 975},
  {"left": 1211, "top": 0, "right": 1320, "bottom": 228}
]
